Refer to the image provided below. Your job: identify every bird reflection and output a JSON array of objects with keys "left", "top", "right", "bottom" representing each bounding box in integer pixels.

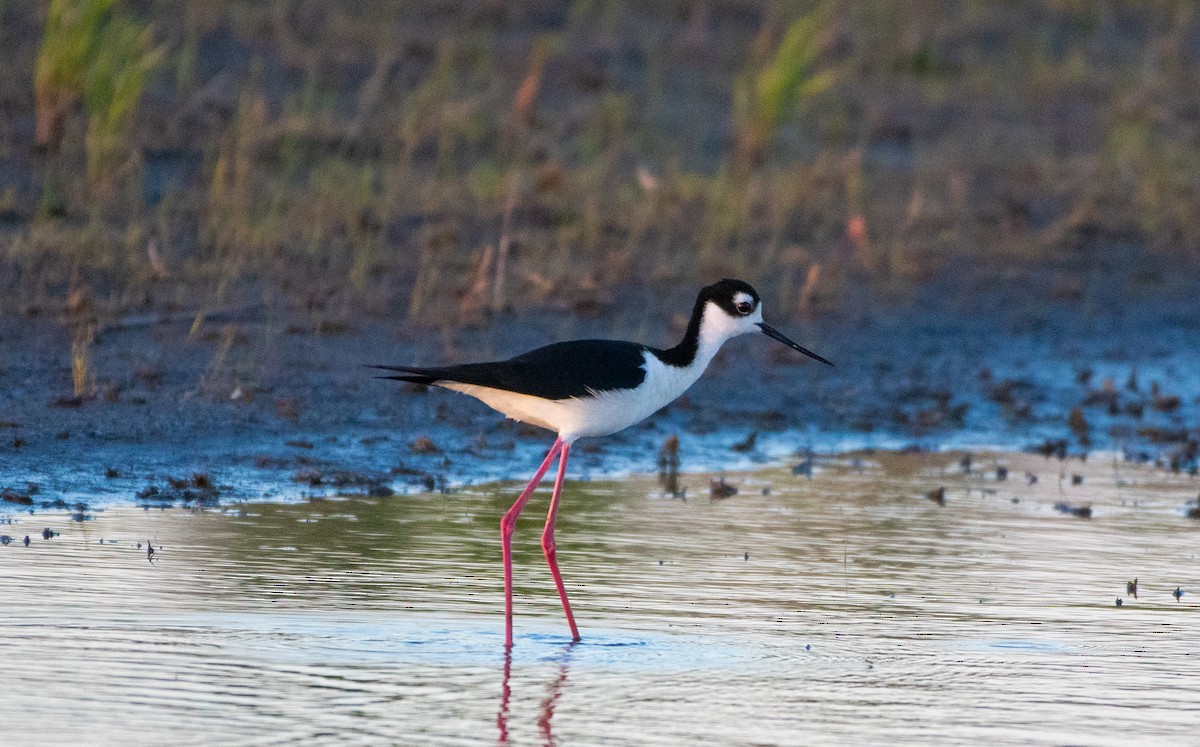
[
  {"left": 497, "top": 648, "right": 513, "bottom": 743},
  {"left": 497, "top": 640, "right": 579, "bottom": 745}
]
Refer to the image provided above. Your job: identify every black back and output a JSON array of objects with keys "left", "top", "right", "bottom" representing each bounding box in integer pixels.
[{"left": 373, "top": 339, "right": 649, "bottom": 400}]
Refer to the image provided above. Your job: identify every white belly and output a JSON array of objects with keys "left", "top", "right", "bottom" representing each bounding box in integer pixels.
[{"left": 441, "top": 351, "right": 708, "bottom": 442}]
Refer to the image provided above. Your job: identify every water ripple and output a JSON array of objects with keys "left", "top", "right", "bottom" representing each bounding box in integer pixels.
[{"left": 1, "top": 451, "right": 1197, "bottom": 745}]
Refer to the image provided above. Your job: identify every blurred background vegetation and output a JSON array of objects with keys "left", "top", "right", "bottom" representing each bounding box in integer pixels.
[{"left": 1, "top": 0, "right": 1197, "bottom": 323}]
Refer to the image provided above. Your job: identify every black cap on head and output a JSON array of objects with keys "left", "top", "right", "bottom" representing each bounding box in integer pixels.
[{"left": 699, "top": 279, "right": 760, "bottom": 317}]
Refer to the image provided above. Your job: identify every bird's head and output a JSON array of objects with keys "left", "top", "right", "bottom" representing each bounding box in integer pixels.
[{"left": 696, "top": 279, "right": 834, "bottom": 366}]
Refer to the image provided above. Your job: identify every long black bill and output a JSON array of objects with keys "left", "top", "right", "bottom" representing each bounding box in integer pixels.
[{"left": 757, "top": 322, "right": 835, "bottom": 366}]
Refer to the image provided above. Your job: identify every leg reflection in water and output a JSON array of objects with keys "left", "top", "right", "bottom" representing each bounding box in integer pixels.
[
  {"left": 497, "top": 648, "right": 514, "bottom": 743},
  {"left": 497, "top": 640, "right": 579, "bottom": 745},
  {"left": 537, "top": 641, "right": 577, "bottom": 744}
]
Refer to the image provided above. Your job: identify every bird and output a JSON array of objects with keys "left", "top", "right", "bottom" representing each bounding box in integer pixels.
[{"left": 371, "top": 279, "right": 833, "bottom": 646}]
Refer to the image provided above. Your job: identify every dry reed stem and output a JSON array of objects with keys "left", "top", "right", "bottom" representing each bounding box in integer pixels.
[{"left": 71, "top": 323, "right": 95, "bottom": 398}]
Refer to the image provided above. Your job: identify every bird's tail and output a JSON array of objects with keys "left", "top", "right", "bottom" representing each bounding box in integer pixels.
[{"left": 365, "top": 364, "right": 440, "bottom": 386}]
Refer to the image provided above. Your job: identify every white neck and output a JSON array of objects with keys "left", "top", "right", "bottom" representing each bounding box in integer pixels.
[{"left": 694, "top": 300, "right": 759, "bottom": 370}]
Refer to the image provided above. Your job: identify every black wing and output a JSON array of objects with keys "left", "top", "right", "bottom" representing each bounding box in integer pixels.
[{"left": 370, "top": 339, "right": 649, "bottom": 400}]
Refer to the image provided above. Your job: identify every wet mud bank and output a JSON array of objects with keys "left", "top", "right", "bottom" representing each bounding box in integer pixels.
[{"left": 1, "top": 292, "right": 1198, "bottom": 509}]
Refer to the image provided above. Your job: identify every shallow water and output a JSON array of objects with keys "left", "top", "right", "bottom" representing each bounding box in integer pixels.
[{"left": 2, "top": 452, "right": 1198, "bottom": 745}]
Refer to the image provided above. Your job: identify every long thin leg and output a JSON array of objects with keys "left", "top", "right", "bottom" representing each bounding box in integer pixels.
[
  {"left": 502, "top": 437, "right": 563, "bottom": 647},
  {"left": 541, "top": 441, "right": 580, "bottom": 641}
]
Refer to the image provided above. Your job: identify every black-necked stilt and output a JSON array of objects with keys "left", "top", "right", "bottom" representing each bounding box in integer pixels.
[{"left": 371, "top": 279, "right": 832, "bottom": 646}]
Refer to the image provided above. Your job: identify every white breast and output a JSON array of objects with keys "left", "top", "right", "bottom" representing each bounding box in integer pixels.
[{"left": 441, "top": 350, "right": 710, "bottom": 442}]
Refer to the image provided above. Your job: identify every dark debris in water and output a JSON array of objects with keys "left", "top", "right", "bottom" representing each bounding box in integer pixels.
[
  {"left": 730, "top": 431, "right": 757, "bottom": 453},
  {"left": 1054, "top": 502, "right": 1092, "bottom": 519},
  {"left": 409, "top": 436, "right": 441, "bottom": 455},
  {"left": 292, "top": 469, "right": 323, "bottom": 486},
  {"left": 791, "top": 457, "right": 813, "bottom": 479},
  {"left": 274, "top": 397, "right": 302, "bottom": 422},
  {"left": 1031, "top": 438, "right": 1069, "bottom": 460},
  {"left": 1, "top": 487, "right": 33, "bottom": 505},
  {"left": 1135, "top": 427, "right": 1190, "bottom": 444},
  {"left": 1162, "top": 441, "right": 1200, "bottom": 475},
  {"left": 1186, "top": 498, "right": 1200, "bottom": 520},
  {"left": 1068, "top": 407, "right": 1090, "bottom": 446},
  {"left": 138, "top": 473, "right": 221, "bottom": 507},
  {"left": 1150, "top": 382, "right": 1181, "bottom": 412},
  {"left": 292, "top": 466, "right": 393, "bottom": 496},
  {"left": 709, "top": 478, "right": 737, "bottom": 500},
  {"left": 253, "top": 454, "right": 292, "bottom": 469},
  {"left": 389, "top": 465, "right": 446, "bottom": 494},
  {"left": 926, "top": 487, "right": 946, "bottom": 506}
]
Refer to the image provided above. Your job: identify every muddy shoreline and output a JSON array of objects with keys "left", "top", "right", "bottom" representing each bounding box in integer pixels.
[{"left": 2, "top": 285, "right": 1197, "bottom": 511}]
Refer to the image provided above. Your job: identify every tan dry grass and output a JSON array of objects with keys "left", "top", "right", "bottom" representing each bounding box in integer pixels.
[{"left": 2, "top": 1, "right": 1197, "bottom": 318}]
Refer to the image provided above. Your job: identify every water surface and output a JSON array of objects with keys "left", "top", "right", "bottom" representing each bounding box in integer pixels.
[{"left": 2, "top": 452, "right": 1197, "bottom": 745}]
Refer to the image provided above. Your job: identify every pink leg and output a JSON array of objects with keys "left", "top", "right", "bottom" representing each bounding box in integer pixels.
[
  {"left": 542, "top": 442, "right": 581, "bottom": 641},
  {"left": 502, "top": 437, "right": 563, "bottom": 647}
]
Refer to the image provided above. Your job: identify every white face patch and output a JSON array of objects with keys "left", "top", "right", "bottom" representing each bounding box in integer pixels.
[
  {"left": 733, "top": 291, "right": 755, "bottom": 310},
  {"left": 699, "top": 300, "right": 762, "bottom": 348}
]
